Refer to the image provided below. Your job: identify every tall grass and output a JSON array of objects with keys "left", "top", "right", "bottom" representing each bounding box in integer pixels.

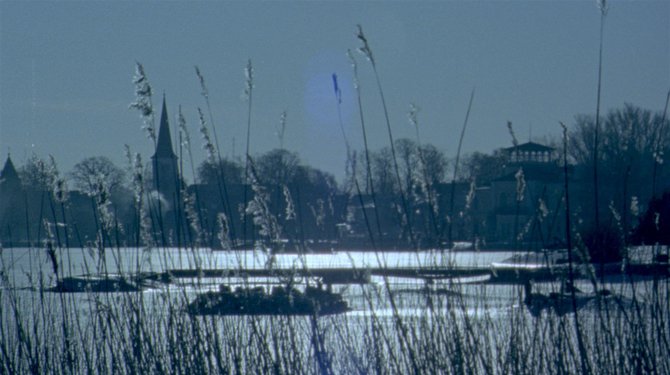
[
  {"left": 448, "top": 89, "right": 475, "bottom": 248},
  {"left": 195, "top": 66, "right": 238, "bottom": 245},
  {"left": 593, "top": 0, "right": 608, "bottom": 232},
  {"left": 2, "top": 220, "right": 669, "bottom": 374},
  {"left": 357, "top": 25, "right": 416, "bottom": 247},
  {"left": 561, "top": 121, "right": 590, "bottom": 375},
  {"left": 651, "top": 89, "right": 670, "bottom": 199},
  {"left": 347, "top": 50, "right": 383, "bottom": 239}
]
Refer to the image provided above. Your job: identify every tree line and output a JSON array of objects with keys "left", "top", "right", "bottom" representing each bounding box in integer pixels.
[{"left": 1, "top": 104, "right": 669, "bottom": 249}]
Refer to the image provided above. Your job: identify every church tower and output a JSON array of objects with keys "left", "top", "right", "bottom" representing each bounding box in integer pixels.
[
  {"left": 151, "top": 97, "right": 180, "bottom": 204},
  {"left": 0, "top": 154, "right": 22, "bottom": 193},
  {"left": 0, "top": 154, "right": 25, "bottom": 245}
]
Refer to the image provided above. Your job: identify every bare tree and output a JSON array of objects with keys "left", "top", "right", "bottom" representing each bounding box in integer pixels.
[
  {"left": 19, "top": 154, "right": 53, "bottom": 192},
  {"left": 371, "top": 147, "right": 395, "bottom": 196},
  {"left": 460, "top": 150, "right": 507, "bottom": 186},
  {"left": 254, "top": 149, "right": 300, "bottom": 187},
  {"left": 69, "top": 156, "right": 125, "bottom": 196},
  {"left": 569, "top": 104, "right": 670, "bottom": 233},
  {"left": 418, "top": 143, "right": 448, "bottom": 187},
  {"left": 197, "top": 158, "right": 244, "bottom": 187}
]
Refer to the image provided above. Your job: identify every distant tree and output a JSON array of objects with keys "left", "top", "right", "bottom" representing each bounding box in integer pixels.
[
  {"left": 631, "top": 191, "right": 670, "bottom": 245},
  {"left": 569, "top": 104, "right": 666, "bottom": 170},
  {"left": 290, "top": 163, "right": 340, "bottom": 238},
  {"left": 395, "top": 138, "right": 417, "bottom": 193},
  {"left": 197, "top": 158, "right": 243, "bottom": 186},
  {"left": 293, "top": 164, "right": 338, "bottom": 196},
  {"left": 460, "top": 150, "right": 507, "bottom": 185},
  {"left": 254, "top": 149, "right": 300, "bottom": 187},
  {"left": 69, "top": 156, "right": 125, "bottom": 195},
  {"left": 243, "top": 149, "right": 341, "bottom": 241},
  {"left": 19, "top": 154, "right": 53, "bottom": 192},
  {"left": 365, "top": 140, "right": 449, "bottom": 241},
  {"left": 569, "top": 104, "right": 670, "bottom": 224},
  {"left": 371, "top": 147, "right": 395, "bottom": 195},
  {"left": 418, "top": 143, "right": 448, "bottom": 187},
  {"left": 368, "top": 139, "right": 448, "bottom": 196},
  {"left": 567, "top": 104, "right": 670, "bottom": 264}
]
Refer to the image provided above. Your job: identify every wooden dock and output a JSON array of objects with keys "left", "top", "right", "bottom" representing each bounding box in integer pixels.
[
  {"left": 141, "top": 266, "right": 493, "bottom": 285},
  {"left": 138, "top": 262, "right": 668, "bottom": 286}
]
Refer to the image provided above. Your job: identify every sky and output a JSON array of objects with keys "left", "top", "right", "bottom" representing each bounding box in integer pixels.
[{"left": 1, "top": 1, "right": 668, "bottom": 184}]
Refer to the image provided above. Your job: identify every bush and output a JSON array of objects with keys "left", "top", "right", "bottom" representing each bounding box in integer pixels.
[
  {"left": 580, "top": 224, "right": 624, "bottom": 263},
  {"left": 631, "top": 191, "right": 670, "bottom": 245}
]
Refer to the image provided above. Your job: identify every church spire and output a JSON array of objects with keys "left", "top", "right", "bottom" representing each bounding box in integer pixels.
[
  {"left": 153, "top": 95, "right": 176, "bottom": 159},
  {"left": 0, "top": 153, "right": 21, "bottom": 190},
  {"left": 150, "top": 95, "right": 180, "bottom": 206}
]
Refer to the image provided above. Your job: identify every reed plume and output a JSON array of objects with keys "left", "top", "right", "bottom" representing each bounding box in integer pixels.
[
  {"left": 593, "top": 0, "right": 608, "bottom": 230},
  {"left": 356, "top": 25, "right": 414, "bottom": 245},
  {"left": 198, "top": 108, "right": 216, "bottom": 165},
  {"left": 129, "top": 62, "right": 156, "bottom": 144},
  {"left": 448, "top": 89, "right": 475, "bottom": 247}
]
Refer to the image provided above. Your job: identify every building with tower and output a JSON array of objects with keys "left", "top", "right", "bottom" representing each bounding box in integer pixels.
[
  {"left": 148, "top": 97, "right": 183, "bottom": 245},
  {"left": 0, "top": 154, "right": 25, "bottom": 245},
  {"left": 152, "top": 96, "right": 180, "bottom": 206},
  {"left": 0, "top": 154, "right": 21, "bottom": 193},
  {"left": 489, "top": 141, "right": 565, "bottom": 247}
]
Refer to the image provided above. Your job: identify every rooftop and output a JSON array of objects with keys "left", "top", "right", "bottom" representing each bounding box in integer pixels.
[{"left": 503, "top": 141, "right": 555, "bottom": 153}]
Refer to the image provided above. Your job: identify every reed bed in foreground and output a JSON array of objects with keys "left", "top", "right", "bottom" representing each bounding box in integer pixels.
[{"left": 1, "top": 249, "right": 669, "bottom": 375}]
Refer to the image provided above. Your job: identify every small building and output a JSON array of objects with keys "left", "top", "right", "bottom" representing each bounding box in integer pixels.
[
  {"left": 505, "top": 141, "right": 557, "bottom": 166},
  {"left": 489, "top": 142, "right": 566, "bottom": 248}
]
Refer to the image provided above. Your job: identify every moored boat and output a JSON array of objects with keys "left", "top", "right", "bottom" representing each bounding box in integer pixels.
[
  {"left": 49, "top": 275, "right": 141, "bottom": 293},
  {"left": 187, "top": 285, "right": 350, "bottom": 316}
]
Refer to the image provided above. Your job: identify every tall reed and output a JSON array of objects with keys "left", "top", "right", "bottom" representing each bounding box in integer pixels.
[
  {"left": 356, "top": 25, "right": 416, "bottom": 247},
  {"left": 651, "top": 89, "right": 670, "bottom": 198},
  {"left": 347, "top": 50, "right": 383, "bottom": 239},
  {"left": 561, "top": 121, "right": 590, "bottom": 375},
  {"left": 448, "top": 89, "right": 475, "bottom": 248},
  {"left": 243, "top": 59, "right": 255, "bottom": 248},
  {"left": 593, "top": 0, "right": 608, "bottom": 232},
  {"left": 195, "top": 67, "right": 238, "bottom": 244}
]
